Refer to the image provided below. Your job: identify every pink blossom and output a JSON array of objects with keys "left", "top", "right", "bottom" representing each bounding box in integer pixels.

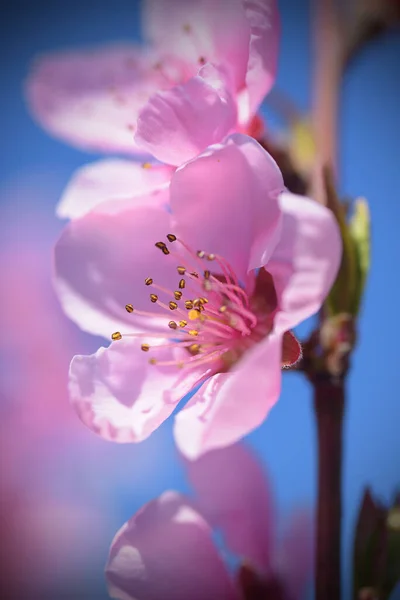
[
  {"left": 56, "top": 134, "right": 341, "bottom": 459},
  {"left": 26, "top": 2, "right": 279, "bottom": 220},
  {"left": 105, "top": 443, "right": 313, "bottom": 600},
  {"left": 26, "top": 0, "right": 279, "bottom": 156}
]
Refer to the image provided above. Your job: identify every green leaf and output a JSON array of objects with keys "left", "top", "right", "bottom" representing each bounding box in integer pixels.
[
  {"left": 349, "top": 197, "right": 371, "bottom": 314},
  {"left": 323, "top": 168, "right": 359, "bottom": 317}
]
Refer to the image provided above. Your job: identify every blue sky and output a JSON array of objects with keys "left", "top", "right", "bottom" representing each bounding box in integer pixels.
[{"left": 1, "top": 0, "right": 399, "bottom": 598}]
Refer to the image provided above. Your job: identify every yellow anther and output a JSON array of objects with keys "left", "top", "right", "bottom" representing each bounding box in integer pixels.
[
  {"left": 200, "top": 297, "right": 208, "bottom": 304},
  {"left": 155, "top": 241, "right": 167, "bottom": 250},
  {"left": 161, "top": 246, "right": 170, "bottom": 255},
  {"left": 185, "top": 300, "right": 194, "bottom": 310},
  {"left": 141, "top": 344, "right": 150, "bottom": 352},
  {"left": 189, "top": 343, "right": 201, "bottom": 355},
  {"left": 125, "top": 304, "right": 134, "bottom": 313},
  {"left": 188, "top": 309, "right": 201, "bottom": 320},
  {"left": 111, "top": 332, "right": 122, "bottom": 341},
  {"left": 167, "top": 234, "right": 177, "bottom": 242},
  {"left": 169, "top": 301, "right": 178, "bottom": 310},
  {"left": 189, "top": 329, "right": 199, "bottom": 336},
  {"left": 150, "top": 294, "right": 158, "bottom": 303},
  {"left": 174, "top": 291, "right": 183, "bottom": 300},
  {"left": 168, "top": 321, "right": 178, "bottom": 329},
  {"left": 142, "top": 162, "right": 152, "bottom": 169},
  {"left": 177, "top": 266, "right": 186, "bottom": 275},
  {"left": 179, "top": 320, "right": 187, "bottom": 327},
  {"left": 219, "top": 305, "right": 227, "bottom": 313},
  {"left": 145, "top": 277, "right": 153, "bottom": 286},
  {"left": 149, "top": 358, "right": 157, "bottom": 365},
  {"left": 204, "top": 270, "right": 211, "bottom": 280},
  {"left": 197, "top": 250, "right": 205, "bottom": 259},
  {"left": 207, "top": 254, "right": 216, "bottom": 261},
  {"left": 179, "top": 278, "right": 186, "bottom": 289}
]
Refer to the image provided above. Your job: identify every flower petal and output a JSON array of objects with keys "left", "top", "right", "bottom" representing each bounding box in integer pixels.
[
  {"left": 106, "top": 491, "right": 237, "bottom": 600},
  {"left": 57, "top": 159, "right": 174, "bottom": 220},
  {"left": 174, "top": 332, "right": 282, "bottom": 459},
  {"left": 281, "top": 331, "right": 302, "bottom": 368},
  {"left": 186, "top": 444, "right": 275, "bottom": 573},
  {"left": 142, "top": 0, "right": 250, "bottom": 91},
  {"left": 239, "top": 0, "right": 280, "bottom": 123},
  {"left": 277, "top": 510, "right": 314, "bottom": 600},
  {"left": 70, "top": 339, "right": 209, "bottom": 443},
  {"left": 170, "top": 133, "right": 284, "bottom": 281},
  {"left": 267, "top": 192, "right": 342, "bottom": 333},
  {"left": 26, "top": 44, "right": 183, "bottom": 154},
  {"left": 54, "top": 198, "right": 182, "bottom": 339},
  {"left": 135, "top": 70, "right": 237, "bottom": 166}
]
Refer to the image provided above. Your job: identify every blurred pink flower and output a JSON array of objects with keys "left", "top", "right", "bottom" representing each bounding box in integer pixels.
[
  {"left": 26, "top": 0, "right": 279, "bottom": 155},
  {"left": 106, "top": 443, "right": 313, "bottom": 600},
  {"left": 0, "top": 178, "right": 118, "bottom": 596},
  {"left": 56, "top": 134, "right": 341, "bottom": 459},
  {"left": 26, "top": 0, "right": 279, "bottom": 220}
]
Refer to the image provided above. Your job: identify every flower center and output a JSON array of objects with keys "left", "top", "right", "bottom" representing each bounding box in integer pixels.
[{"left": 112, "top": 234, "right": 275, "bottom": 373}]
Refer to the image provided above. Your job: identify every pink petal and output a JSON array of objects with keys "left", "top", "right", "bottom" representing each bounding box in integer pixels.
[
  {"left": 54, "top": 198, "right": 181, "bottom": 339},
  {"left": 106, "top": 491, "right": 237, "bottom": 600},
  {"left": 142, "top": 0, "right": 250, "bottom": 91},
  {"left": 26, "top": 44, "right": 184, "bottom": 154},
  {"left": 57, "top": 159, "right": 174, "bottom": 220},
  {"left": 70, "top": 339, "right": 209, "bottom": 443},
  {"left": 170, "top": 133, "right": 284, "bottom": 282},
  {"left": 135, "top": 70, "right": 237, "bottom": 166},
  {"left": 186, "top": 444, "right": 275, "bottom": 573},
  {"left": 277, "top": 510, "right": 314, "bottom": 600},
  {"left": 239, "top": 0, "right": 280, "bottom": 123},
  {"left": 174, "top": 332, "right": 283, "bottom": 459},
  {"left": 267, "top": 192, "right": 342, "bottom": 333}
]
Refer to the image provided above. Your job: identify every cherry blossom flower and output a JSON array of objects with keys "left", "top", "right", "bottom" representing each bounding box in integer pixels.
[
  {"left": 56, "top": 134, "right": 341, "bottom": 459},
  {"left": 105, "top": 443, "right": 313, "bottom": 600},
  {"left": 27, "top": 0, "right": 278, "bottom": 154},
  {"left": 26, "top": 0, "right": 279, "bottom": 220}
]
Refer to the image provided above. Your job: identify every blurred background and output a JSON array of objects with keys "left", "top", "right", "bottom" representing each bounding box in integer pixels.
[{"left": 1, "top": 0, "right": 399, "bottom": 598}]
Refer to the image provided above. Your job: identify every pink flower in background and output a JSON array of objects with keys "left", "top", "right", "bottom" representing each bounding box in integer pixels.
[
  {"left": 106, "top": 444, "right": 313, "bottom": 600},
  {"left": 56, "top": 134, "right": 341, "bottom": 459},
  {"left": 26, "top": 0, "right": 279, "bottom": 220}
]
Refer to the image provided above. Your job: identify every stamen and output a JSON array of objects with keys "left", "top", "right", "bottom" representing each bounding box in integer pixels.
[
  {"left": 177, "top": 266, "right": 186, "bottom": 275},
  {"left": 174, "top": 291, "right": 183, "bottom": 300},
  {"left": 145, "top": 277, "right": 153, "bottom": 286},
  {"left": 125, "top": 304, "right": 134, "bottom": 313},
  {"left": 141, "top": 344, "right": 150, "bottom": 352},
  {"left": 179, "top": 279, "right": 186, "bottom": 289},
  {"left": 169, "top": 321, "right": 178, "bottom": 329},
  {"left": 188, "top": 309, "right": 201, "bottom": 321},
  {"left": 150, "top": 294, "right": 158, "bottom": 303},
  {"left": 155, "top": 241, "right": 170, "bottom": 255},
  {"left": 111, "top": 332, "right": 122, "bottom": 341},
  {"left": 167, "top": 234, "right": 177, "bottom": 242},
  {"left": 169, "top": 301, "right": 178, "bottom": 310},
  {"left": 188, "top": 343, "right": 201, "bottom": 355},
  {"left": 179, "top": 320, "right": 187, "bottom": 327},
  {"left": 185, "top": 300, "right": 194, "bottom": 310}
]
